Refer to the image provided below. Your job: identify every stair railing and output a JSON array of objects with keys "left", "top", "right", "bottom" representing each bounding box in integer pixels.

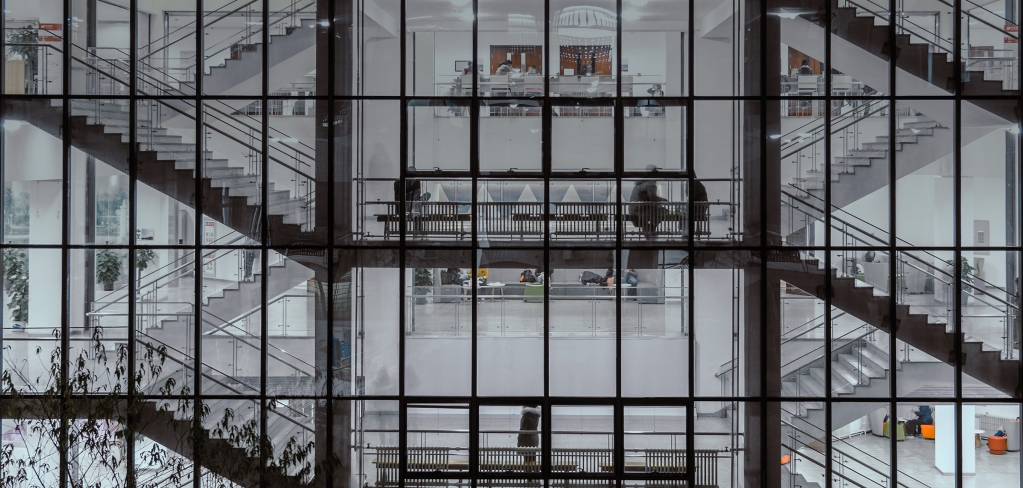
[
  {"left": 842, "top": 0, "right": 955, "bottom": 55},
  {"left": 201, "top": 306, "right": 316, "bottom": 379},
  {"left": 784, "top": 186, "right": 1019, "bottom": 314},
  {"left": 80, "top": 310, "right": 316, "bottom": 433},
  {"left": 784, "top": 189, "right": 1020, "bottom": 359},
  {"left": 55, "top": 46, "right": 319, "bottom": 237},
  {"left": 781, "top": 417, "right": 929, "bottom": 488},
  {"left": 2, "top": 42, "right": 60, "bottom": 95},
  {"left": 90, "top": 235, "right": 246, "bottom": 311},
  {"left": 138, "top": 0, "right": 315, "bottom": 82}
]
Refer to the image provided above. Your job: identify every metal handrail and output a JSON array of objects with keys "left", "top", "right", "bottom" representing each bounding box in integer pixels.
[
  {"left": 60, "top": 44, "right": 319, "bottom": 184},
  {"left": 843, "top": 0, "right": 955, "bottom": 54},
  {"left": 781, "top": 311, "right": 851, "bottom": 345},
  {"left": 140, "top": 0, "right": 261, "bottom": 60},
  {"left": 107, "top": 319, "right": 316, "bottom": 433},
  {"left": 783, "top": 187, "right": 1018, "bottom": 311},
  {"left": 89, "top": 236, "right": 248, "bottom": 315},
  {"left": 197, "top": 0, "right": 315, "bottom": 71},
  {"left": 779, "top": 441, "right": 870, "bottom": 488},
  {"left": 781, "top": 418, "right": 925, "bottom": 488},
  {"left": 781, "top": 99, "right": 891, "bottom": 161},
  {"left": 92, "top": 235, "right": 246, "bottom": 305},
  {"left": 201, "top": 295, "right": 316, "bottom": 373},
  {"left": 782, "top": 322, "right": 876, "bottom": 372},
  {"left": 780, "top": 98, "right": 887, "bottom": 150}
]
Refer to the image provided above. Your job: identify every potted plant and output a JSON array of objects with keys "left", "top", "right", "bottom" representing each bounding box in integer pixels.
[
  {"left": 414, "top": 268, "right": 433, "bottom": 305},
  {"left": 136, "top": 248, "right": 157, "bottom": 290},
  {"left": 97, "top": 249, "right": 123, "bottom": 291},
  {"left": 946, "top": 257, "right": 978, "bottom": 308},
  {"left": 3, "top": 248, "right": 28, "bottom": 328}
]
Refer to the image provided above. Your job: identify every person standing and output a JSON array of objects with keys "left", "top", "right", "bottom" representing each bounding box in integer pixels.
[
  {"left": 629, "top": 165, "right": 668, "bottom": 238},
  {"left": 517, "top": 405, "right": 541, "bottom": 467}
]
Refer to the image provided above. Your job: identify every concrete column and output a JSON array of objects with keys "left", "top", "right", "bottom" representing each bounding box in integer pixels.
[
  {"left": 27, "top": 180, "right": 62, "bottom": 330},
  {"left": 935, "top": 404, "right": 976, "bottom": 475}
]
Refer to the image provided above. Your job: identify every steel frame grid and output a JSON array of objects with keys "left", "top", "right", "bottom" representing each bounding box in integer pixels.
[{"left": 0, "top": 0, "right": 1018, "bottom": 482}]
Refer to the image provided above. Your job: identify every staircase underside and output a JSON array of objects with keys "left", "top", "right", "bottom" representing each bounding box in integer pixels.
[{"left": 2, "top": 98, "right": 319, "bottom": 247}]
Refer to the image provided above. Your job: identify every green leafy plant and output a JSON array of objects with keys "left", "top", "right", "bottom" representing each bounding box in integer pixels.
[
  {"left": 97, "top": 249, "right": 123, "bottom": 291},
  {"left": 1, "top": 325, "right": 327, "bottom": 487},
  {"left": 3, "top": 248, "right": 28, "bottom": 323},
  {"left": 3, "top": 187, "right": 30, "bottom": 236},
  {"left": 414, "top": 268, "right": 433, "bottom": 304},
  {"left": 414, "top": 268, "right": 434, "bottom": 287},
  {"left": 136, "top": 248, "right": 156, "bottom": 288},
  {"left": 5, "top": 27, "right": 40, "bottom": 94}
]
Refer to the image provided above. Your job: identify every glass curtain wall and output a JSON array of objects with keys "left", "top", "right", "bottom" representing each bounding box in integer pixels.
[{"left": 0, "top": 0, "right": 1021, "bottom": 486}]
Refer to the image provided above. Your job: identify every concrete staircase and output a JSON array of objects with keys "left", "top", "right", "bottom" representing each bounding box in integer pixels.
[
  {"left": 772, "top": 254, "right": 1020, "bottom": 398},
  {"left": 789, "top": 116, "right": 951, "bottom": 209},
  {"left": 138, "top": 378, "right": 314, "bottom": 486},
  {"left": 783, "top": 0, "right": 1019, "bottom": 122},
  {"left": 1, "top": 98, "right": 316, "bottom": 244}
]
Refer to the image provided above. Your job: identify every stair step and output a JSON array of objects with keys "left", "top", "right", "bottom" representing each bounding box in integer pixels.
[
  {"left": 857, "top": 343, "right": 891, "bottom": 370},
  {"left": 832, "top": 156, "right": 874, "bottom": 166},
  {"left": 896, "top": 127, "right": 934, "bottom": 136},
  {"left": 875, "top": 135, "right": 918, "bottom": 144},
  {"left": 830, "top": 361, "right": 861, "bottom": 393},
  {"left": 210, "top": 174, "right": 260, "bottom": 188},
  {"left": 863, "top": 142, "right": 903, "bottom": 151},
  {"left": 839, "top": 352, "right": 885, "bottom": 378},
  {"left": 904, "top": 120, "right": 939, "bottom": 129},
  {"left": 846, "top": 149, "right": 888, "bottom": 158}
]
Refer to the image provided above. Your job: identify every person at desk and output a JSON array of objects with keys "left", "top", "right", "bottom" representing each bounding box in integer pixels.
[
  {"left": 647, "top": 84, "right": 664, "bottom": 97},
  {"left": 495, "top": 60, "right": 514, "bottom": 75},
  {"left": 905, "top": 405, "right": 933, "bottom": 438},
  {"left": 797, "top": 59, "right": 814, "bottom": 75},
  {"left": 525, "top": 65, "right": 542, "bottom": 76},
  {"left": 517, "top": 405, "right": 541, "bottom": 465},
  {"left": 629, "top": 165, "right": 668, "bottom": 239}
]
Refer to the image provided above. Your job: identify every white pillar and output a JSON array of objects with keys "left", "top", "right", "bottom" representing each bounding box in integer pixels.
[
  {"left": 935, "top": 404, "right": 976, "bottom": 475},
  {"left": 27, "top": 181, "right": 62, "bottom": 331}
]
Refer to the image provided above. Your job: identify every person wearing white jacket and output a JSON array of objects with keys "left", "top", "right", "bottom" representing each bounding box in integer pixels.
[{"left": 517, "top": 405, "right": 541, "bottom": 466}]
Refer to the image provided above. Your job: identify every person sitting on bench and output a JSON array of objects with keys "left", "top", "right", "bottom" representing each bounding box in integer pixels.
[{"left": 905, "top": 405, "right": 932, "bottom": 437}]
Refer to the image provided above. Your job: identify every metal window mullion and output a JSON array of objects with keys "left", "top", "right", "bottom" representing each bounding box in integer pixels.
[
  {"left": 59, "top": 0, "right": 73, "bottom": 482},
  {"left": 193, "top": 1, "right": 205, "bottom": 486},
  {"left": 614, "top": 0, "right": 625, "bottom": 480},
  {"left": 260, "top": 0, "right": 271, "bottom": 485},
  {"left": 823, "top": 0, "right": 834, "bottom": 485},
  {"left": 542, "top": 0, "right": 552, "bottom": 480},
  {"left": 398, "top": 0, "right": 408, "bottom": 482},
  {"left": 887, "top": 0, "right": 899, "bottom": 483},
  {"left": 470, "top": 2, "right": 480, "bottom": 486},
  {"left": 685, "top": 0, "right": 697, "bottom": 479},
  {"left": 953, "top": 0, "right": 964, "bottom": 483},
  {"left": 325, "top": 0, "right": 338, "bottom": 484},
  {"left": 126, "top": 0, "right": 140, "bottom": 483}
]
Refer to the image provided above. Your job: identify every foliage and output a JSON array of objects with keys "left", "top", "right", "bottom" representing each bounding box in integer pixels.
[
  {"left": 5, "top": 27, "right": 38, "bottom": 60},
  {"left": 135, "top": 249, "right": 156, "bottom": 274},
  {"left": 3, "top": 187, "right": 30, "bottom": 235},
  {"left": 3, "top": 248, "right": 28, "bottom": 322},
  {"left": 96, "top": 250, "right": 123, "bottom": 286},
  {"left": 1, "top": 322, "right": 326, "bottom": 487},
  {"left": 96, "top": 187, "right": 128, "bottom": 238},
  {"left": 414, "top": 268, "right": 434, "bottom": 287},
  {"left": 946, "top": 257, "right": 978, "bottom": 283}
]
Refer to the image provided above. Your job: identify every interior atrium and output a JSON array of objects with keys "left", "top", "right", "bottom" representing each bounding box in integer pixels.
[{"left": 1, "top": 0, "right": 1022, "bottom": 486}]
